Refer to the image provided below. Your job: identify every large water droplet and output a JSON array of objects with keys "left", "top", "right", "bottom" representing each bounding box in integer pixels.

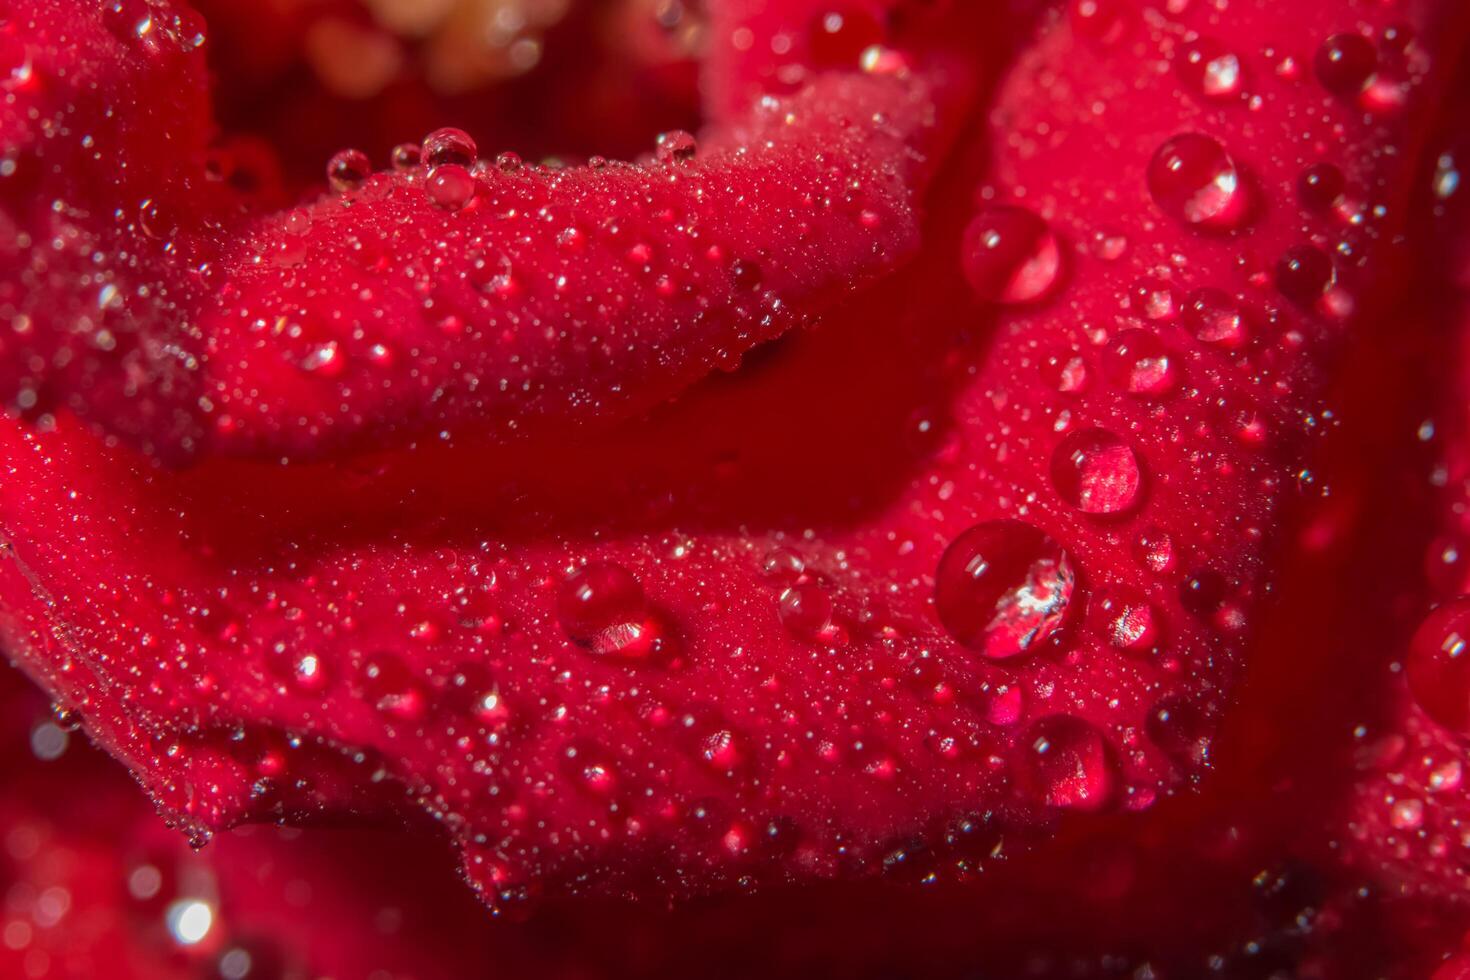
[
  {"left": 1146, "top": 697, "right": 1212, "bottom": 770},
  {"left": 1019, "top": 715, "right": 1114, "bottom": 810},
  {"left": 557, "top": 562, "right": 657, "bottom": 659},
  {"left": 1090, "top": 587, "right": 1159, "bottom": 651},
  {"left": 104, "top": 0, "right": 155, "bottom": 41},
  {"left": 1315, "top": 32, "right": 1377, "bottom": 97},
  {"left": 655, "top": 130, "right": 698, "bottom": 164},
  {"left": 1297, "top": 162, "right": 1346, "bottom": 212},
  {"left": 1180, "top": 568, "right": 1229, "bottom": 620},
  {"left": 1184, "top": 287, "right": 1248, "bottom": 348},
  {"left": 326, "top": 149, "right": 371, "bottom": 195},
  {"left": 778, "top": 582, "right": 839, "bottom": 641},
  {"left": 1147, "top": 134, "right": 1243, "bottom": 228},
  {"left": 362, "top": 654, "right": 425, "bottom": 721},
  {"left": 1104, "top": 329, "right": 1177, "bottom": 397},
  {"left": 1275, "top": 245, "right": 1336, "bottom": 307},
  {"left": 390, "top": 142, "right": 422, "bottom": 171},
  {"left": 426, "top": 164, "right": 476, "bottom": 211},
  {"left": 960, "top": 205, "right": 1061, "bottom": 304},
  {"left": 1050, "top": 428, "right": 1143, "bottom": 515},
  {"left": 935, "top": 521, "right": 1076, "bottom": 660},
  {"left": 1177, "top": 38, "right": 1244, "bottom": 100},
  {"left": 1135, "top": 526, "right": 1175, "bottom": 573},
  {"left": 1407, "top": 596, "right": 1470, "bottom": 734},
  {"left": 422, "top": 127, "right": 478, "bottom": 169}
]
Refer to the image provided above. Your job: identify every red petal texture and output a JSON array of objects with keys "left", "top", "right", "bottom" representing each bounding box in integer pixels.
[
  {"left": 1, "top": 0, "right": 1469, "bottom": 933},
  {"left": 0, "top": 0, "right": 969, "bottom": 459},
  {"left": 1328, "top": 84, "right": 1470, "bottom": 901}
]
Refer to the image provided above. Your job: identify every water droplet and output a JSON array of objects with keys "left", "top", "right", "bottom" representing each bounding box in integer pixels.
[
  {"left": 1104, "top": 329, "right": 1177, "bottom": 397},
  {"left": 1315, "top": 32, "right": 1377, "bottom": 97},
  {"left": 362, "top": 654, "right": 425, "bottom": 721},
  {"left": 1091, "top": 587, "right": 1160, "bottom": 651},
  {"left": 860, "top": 45, "right": 911, "bottom": 76},
  {"left": 731, "top": 258, "right": 764, "bottom": 291},
  {"left": 1041, "top": 353, "right": 1089, "bottom": 393},
  {"left": 423, "top": 127, "right": 478, "bottom": 168},
  {"left": 1274, "top": 245, "right": 1335, "bottom": 307},
  {"left": 1145, "top": 697, "right": 1211, "bottom": 770},
  {"left": 809, "top": 8, "right": 887, "bottom": 67},
  {"left": 1019, "top": 715, "right": 1114, "bottom": 810},
  {"left": 426, "top": 164, "right": 476, "bottom": 211},
  {"left": 761, "top": 547, "right": 806, "bottom": 582},
  {"left": 1407, "top": 596, "right": 1470, "bottom": 734},
  {"left": 655, "top": 130, "right": 698, "bottom": 164},
  {"left": 1050, "top": 428, "right": 1143, "bottom": 515},
  {"left": 1069, "top": 0, "right": 1129, "bottom": 44},
  {"left": 104, "top": 0, "right": 155, "bottom": 41},
  {"left": 1184, "top": 287, "right": 1248, "bottom": 348},
  {"left": 326, "top": 149, "right": 371, "bottom": 194},
  {"left": 1177, "top": 38, "right": 1243, "bottom": 100},
  {"left": 960, "top": 205, "right": 1061, "bottom": 304},
  {"left": 1180, "top": 568, "right": 1229, "bottom": 620},
  {"left": 1433, "top": 153, "right": 1461, "bottom": 201},
  {"left": 567, "top": 746, "right": 618, "bottom": 796},
  {"left": 1129, "top": 277, "right": 1179, "bottom": 321},
  {"left": 1147, "top": 133, "right": 1243, "bottom": 228},
  {"left": 390, "top": 142, "right": 422, "bottom": 171},
  {"left": 935, "top": 521, "right": 1077, "bottom": 660},
  {"left": 778, "top": 583, "right": 840, "bottom": 642},
  {"left": 1135, "top": 527, "right": 1175, "bottom": 573},
  {"left": 1298, "top": 162, "right": 1346, "bottom": 212},
  {"left": 557, "top": 562, "right": 657, "bottom": 659},
  {"left": 270, "top": 646, "right": 330, "bottom": 693},
  {"left": 495, "top": 151, "right": 524, "bottom": 172},
  {"left": 0, "top": 35, "right": 34, "bottom": 90}
]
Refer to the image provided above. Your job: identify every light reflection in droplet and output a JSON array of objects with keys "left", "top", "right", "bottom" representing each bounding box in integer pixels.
[{"left": 165, "top": 898, "right": 215, "bottom": 946}]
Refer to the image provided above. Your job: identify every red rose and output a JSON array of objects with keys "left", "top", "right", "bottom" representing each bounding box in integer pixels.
[{"left": 2, "top": 0, "right": 1470, "bottom": 974}]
